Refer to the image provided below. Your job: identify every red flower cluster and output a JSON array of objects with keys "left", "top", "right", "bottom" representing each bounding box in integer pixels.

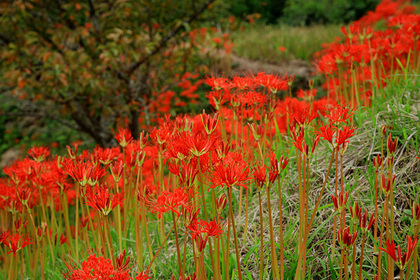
[
  {"left": 316, "top": 0, "right": 418, "bottom": 106},
  {"left": 63, "top": 251, "right": 150, "bottom": 280},
  {"left": 1, "top": 232, "right": 33, "bottom": 256},
  {"left": 380, "top": 236, "right": 418, "bottom": 269}
]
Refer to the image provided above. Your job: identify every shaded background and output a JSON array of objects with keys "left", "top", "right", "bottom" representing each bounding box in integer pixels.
[{"left": 1, "top": 0, "right": 416, "bottom": 165}]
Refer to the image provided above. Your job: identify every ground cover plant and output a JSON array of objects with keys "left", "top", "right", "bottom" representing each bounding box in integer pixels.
[
  {"left": 231, "top": 24, "right": 343, "bottom": 62},
  {"left": 1, "top": 0, "right": 420, "bottom": 279}
]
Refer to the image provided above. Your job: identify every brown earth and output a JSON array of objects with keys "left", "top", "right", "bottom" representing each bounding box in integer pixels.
[
  {"left": 209, "top": 50, "right": 314, "bottom": 79},
  {"left": 0, "top": 148, "right": 21, "bottom": 169}
]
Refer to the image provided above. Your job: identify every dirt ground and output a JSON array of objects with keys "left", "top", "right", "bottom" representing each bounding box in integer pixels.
[{"left": 210, "top": 50, "right": 314, "bottom": 79}]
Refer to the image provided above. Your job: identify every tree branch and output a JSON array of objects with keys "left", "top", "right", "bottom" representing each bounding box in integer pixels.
[{"left": 123, "top": 0, "right": 215, "bottom": 78}]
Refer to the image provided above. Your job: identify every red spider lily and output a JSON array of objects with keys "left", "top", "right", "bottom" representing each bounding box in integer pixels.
[
  {"left": 54, "top": 233, "right": 67, "bottom": 246},
  {"left": 349, "top": 201, "right": 361, "bottom": 225},
  {"left": 204, "top": 76, "right": 230, "bottom": 90},
  {"left": 193, "top": 234, "right": 209, "bottom": 254},
  {"left": 150, "top": 120, "right": 174, "bottom": 147},
  {"left": 273, "top": 154, "right": 289, "bottom": 172},
  {"left": 109, "top": 160, "right": 124, "bottom": 183},
  {"left": 115, "top": 128, "right": 132, "bottom": 148},
  {"left": 326, "top": 106, "right": 355, "bottom": 125},
  {"left": 182, "top": 207, "right": 201, "bottom": 228},
  {"left": 150, "top": 188, "right": 192, "bottom": 219},
  {"left": 165, "top": 132, "right": 191, "bottom": 161},
  {"left": 412, "top": 197, "right": 420, "bottom": 222},
  {"left": 267, "top": 150, "right": 277, "bottom": 168},
  {"left": 167, "top": 160, "right": 198, "bottom": 188},
  {"left": 380, "top": 236, "right": 418, "bottom": 270},
  {"left": 123, "top": 140, "right": 146, "bottom": 168},
  {"left": 14, "top": 218, "right": 28, "bottom": 231},
  {"left": 336, "top": 126, "right": 355, "bottom": 147},
  {"left": 2, "top": 232, "right": 34, "bottom": 256},
  {"left": 239, "top": 90, "right": 267, "bottom": 107},
  {"left": 372, "top": 154, "right": 383, "bottom": 170},
  {"left": 232, "top": 76, "right": 256, "bottom": 90},
  {"left": 253, "top": 165, "right": 267, "bottom": 189},
  {"left": 268, "top": 164, "right": 279, "bottom": 185},
  {"left": 215, "top": 141, "right": 231, "bottom": 159},
  {"left": 381, "top": 173, "right": 395, "bottom": 195},
  {"left": 338, "top": 227, "right": 358, "bottom": 251},
  {"left": 266, "top": 151, "right": 287, "bottom": 184},
  {"left": 331, "top": 191, "right": 349, "bottom": 213},
  {"left": 115, "top": 250, "right": 131, "bottom": 273},
  {"left": 174, "top": 116, "right": 193, "bottom": 132},
  {"left": 28, "top": 146, "right": 50, "bottom": 162},
  {"left": 206, "top": 89, "right": 229, "bottom": 109},
  {"left": 84, "top": 185, "right": 124, "bottom": 216},
  {"left": 17, "top": 188, "right": 31, "bottom": 206},
  {"left": 66, "top": 144, "right": 80, "bottom": 159},
  {"left": 136, "top": 272, "right": 151, "bottom": 280},
  {"left": 381, "top": 125, "right": 388, "bottom": 136},
  {"left": 387, "top": 133, "right": 398, "bottom": 157},
  {"left": 0, "top": 231, "right": 10, "bottom": 245},
  {"left": 36, "top": 223, "right": 48, "bottom": 239},
  {"left": 3, "top": 158, "right": 41, "bottom": 184},
  {"left": 215, "top": 194, "right": 227, "bottom": 215},
  {"left": 211, "top": 155, "right": 250, "bottom": 189},
  {"left": 64, "top": 160, "right": 107, "bottom": 187},
  {"left": 297, "top": 88, "right": 317, "bottom": 101},
  {"left": 358, "top": 209, "right": 375, "bottom": 233},
  {"left": 92, "top": 147, "right": 120, "bottom": 165},
  {"left": 253, "top": 72, "right": 289, "bottom": 93},
  {"left": 188, "top": 219, "right": 224, "bottom": 239},
  {"left": 290, "top": 126, "right": 309, "bottom": 155},
  {"left": 5, "top": 199, "right": 23, "bottom": 214},
  {"left": 311, "top": 135, "right": 321, "bottom": 155},
  {"left": 186, "top": 132, "right": 216, "bottom": 157},
  {"left": 316, "top": 124, "right": 335, "bottom": 147},
  {"left": 248, "top": 123, "right": 264, "bottom": 141},
  {"left": 263, "top": 111, "right": 275, "bottom": 125},
  {"left": 289, "top": 106, "right": 317, "bottom": 128},
  {"left": 63, "top": 253, "right": 132, "bottom": 280},
  {"left": 204, "top": 220, "right": 225, "bottom": 237},
  {"left": 201, "top": 110, "right": 219, "bottom": 135},
  {"left": 138, "top": 131, "right": 148, "bottom": 149}
]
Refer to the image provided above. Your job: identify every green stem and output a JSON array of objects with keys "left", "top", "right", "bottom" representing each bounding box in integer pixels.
[
  {"left": 266, "top": 186, "right": 280, "bottom": 280},
  {"left": 258, "top": 191, "right": 264, "bottom": 280},
  {"left": 358, "top": 233, "right": 366, "bottom": 280},
  {"left": 377, "top": 195, "right": 389, "bottom": 280},
  {"left": 278, "top": 175, "right": 285, "bottom": 280},
  {"left": 172, "top": 212, "right": 183, "bottom": 279},
  {"left": 145, "top": 217, "right": 177, "bottom": 273},
  {"left": 228, "top": 187, "right": 243, "bottom": 280},
  {"left": 295, "top": 149, "right": 336, "bottom": 280}
]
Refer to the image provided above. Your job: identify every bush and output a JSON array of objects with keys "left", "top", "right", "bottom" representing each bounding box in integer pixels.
[
  {"left": 228, "top": 0, "right": 286, "bottom": 24},
  {"left": 282, "top": 0, "right": 379, "bottom": 25}
]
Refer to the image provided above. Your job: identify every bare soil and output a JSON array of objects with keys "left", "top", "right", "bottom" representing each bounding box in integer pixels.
[{"left": 210, "top": 50, "right": 314, "bottom": 79}]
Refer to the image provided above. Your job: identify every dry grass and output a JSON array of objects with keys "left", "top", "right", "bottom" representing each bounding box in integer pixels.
[{"left": 228, "top": 77, "right": 420, "bottom": 279}]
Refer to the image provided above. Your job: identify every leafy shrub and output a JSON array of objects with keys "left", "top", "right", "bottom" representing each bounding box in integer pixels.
[{"left": 282, "top": 0, "right": 379, "bottom": 25}]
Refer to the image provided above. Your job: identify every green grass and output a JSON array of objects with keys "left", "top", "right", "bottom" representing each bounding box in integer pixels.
[{"left": 231, "top": 23, "right": 343, "bottom": 62}]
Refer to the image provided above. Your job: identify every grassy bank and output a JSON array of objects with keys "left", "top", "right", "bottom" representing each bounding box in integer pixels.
[{"left": 231, "top": 24, "right": 343, "bottom": 62}]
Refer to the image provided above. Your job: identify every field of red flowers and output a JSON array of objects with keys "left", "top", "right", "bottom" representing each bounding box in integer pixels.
[{"left": 1, "top": 0, "right": 420, "bottom": 279}]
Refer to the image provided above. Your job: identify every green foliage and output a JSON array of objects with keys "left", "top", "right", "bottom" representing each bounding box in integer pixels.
[
  {"left": 226, "top": 0, "right": 380, "bottom": 25},
  {"left": 282, "top": 0, "right": 380, "bottom": 26},
  {"left": 232, "top": 24, "right": 343, "bottom": 62},
  {"left": 0, "top": 0, "right": 218, "bottom": 149},
  {"left": 228, "top": 0, "right": 286, "bottom": 24}
]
